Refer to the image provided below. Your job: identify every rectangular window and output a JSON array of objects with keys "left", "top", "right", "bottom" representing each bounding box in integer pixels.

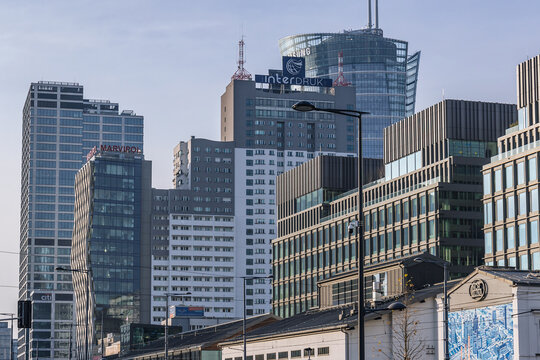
[
  {"left": 483, "top": 172, "right": 491, "bottom": 195},
  {"left": 428, "top": 191, "right": 436, "bottom": 212},
  {"left": 517, "top": 162, "right": 525, "bottom": 185},
  {"left": 496, "top": 229, "right": 503, "bottom": 252},
  {"left": 531, "top": 221, "right": 538, "bottom": 244},
  {"left": 411, "top": 225, "right": 418, "bottom": 244},
  {"left": 496, "top": 199, "right": 504, "bottom": 222},
  {"left": 403, "top": 227, "right": 409, "bottom": 246},
  {"left": 403, "top": 201, "right": 409, "bottom": 220},
  {"left": 485, "top": 232, "right": 492, "bottom": 254},
  {"left": 531, "top": 188, "right": 539, "bottom": 212},
  {"left": 533, "top": 252, "right": 540, "bottom": 270},
  {"left": 411, "top": 198, "right": 418, "bottom": 217},
  {"left": 505, "top": 165, "right": 513, "bottom": 189},
  {"left": 484, "top": 202, "right": 493, "bottom": 225},
  {"left": 395, "top": 229, "right": 401, "bottom": 248},
  {"left": 529, "top": 157, "right": 537, "bottom": 182},
  {"left": 494, "top": 169, "right": 502, "bottom": 192},
  {"left": 509, "top": 256, "right": 516, "bottom": 268},
  {"left": 395, "top": 202, "right": 401, "bottom": 222},
  {"left": 519, "top": 223, "right": 527, "bottom": 247},
  {"left": 520, "top": 254, "right": 529, "bottom": 270},
  {"left": 420, "top": 222, "right": 426, "bottom": 242},
  {"left": 428, "top": 220, "right": 435, "bottom": 239},
  {"left": 507, "top": 196, "right": 515, "bottom": 218},
  {"left": 507, "top": 226, "right": 515, "bottom": 249},
  {"left": 519, "top": 192, "right": 527, "bottom": 215}
]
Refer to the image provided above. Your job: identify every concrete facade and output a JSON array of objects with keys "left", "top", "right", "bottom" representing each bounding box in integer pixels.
[{"left": 483, "top": 54, "right": 540, "bottom": 270}]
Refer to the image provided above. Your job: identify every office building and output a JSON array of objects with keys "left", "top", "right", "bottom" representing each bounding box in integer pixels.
[
  {"left": 71, "top": 151, "right": 152, "bottom": 359},
  {"left": 483, "top": 54, "right": 540, "bottom": 269},
  {"left": 0, "top": 322, "right": 12, "bottom": 360},
  {"left": 152, "top": 138, "right": 237, "bottom": 323},
  {"left": 150, "top": 73, "right": 360, "bottom": 322},
  {"left": 273, "top": 100, "right": 515, "bottom": 317},
  {"left": 19, "top": 81, "right": 144, "bottom": 359},
  {"left": 279, "top": 4, "right": 421, "bottom": 159}
]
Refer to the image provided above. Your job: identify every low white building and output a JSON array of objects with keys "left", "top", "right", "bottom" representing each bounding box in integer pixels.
[{"left": 220, "top": 283, "right": 445, "bottom": 360}]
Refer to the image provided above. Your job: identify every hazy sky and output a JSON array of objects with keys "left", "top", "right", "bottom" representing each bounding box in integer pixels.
[{"left": 1, "top": 0, "right": 539, "bottom": 320}]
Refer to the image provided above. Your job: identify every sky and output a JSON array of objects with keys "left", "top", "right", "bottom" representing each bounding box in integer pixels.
[{"left": 0, "top": 0, "right": 539, "bottom": 323}]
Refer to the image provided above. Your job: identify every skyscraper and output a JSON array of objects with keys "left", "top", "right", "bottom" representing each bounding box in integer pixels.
[
  {"left": 71, "top": 151, "right": 152, "bottom": 359},
  {"left": 279, "top": 3, "right": 420, "bottom": 159},
  {"left": 19, "top": 81, "right": 144, "bottom": 359}
]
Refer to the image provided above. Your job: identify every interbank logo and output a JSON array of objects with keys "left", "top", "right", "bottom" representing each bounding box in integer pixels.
[{"left": 282, "top": 56, "right": 305, "bottom": 78}]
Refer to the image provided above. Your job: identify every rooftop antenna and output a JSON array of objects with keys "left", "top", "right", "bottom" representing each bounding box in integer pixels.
[
  {"left": 231, "top": 36, "right": 252, "bottom": 81},
  {"left": 375, "top": 0, "right": 379, "bottom": 29},
  {"left": 367, "top": 0, "right": 373, "bottom": 28},
  {"left": 333, "top": 51, "right": 352, "bottom": 87}
]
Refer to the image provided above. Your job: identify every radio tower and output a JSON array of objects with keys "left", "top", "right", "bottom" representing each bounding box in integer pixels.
[
  {"left": 333, "top": 51, "right": 351, "bottom": 86},
  {"left": 232, "top": 37, "right": 252, "bottom": 80}
]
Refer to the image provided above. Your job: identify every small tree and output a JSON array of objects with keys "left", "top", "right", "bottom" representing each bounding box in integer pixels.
[{"left": 375, "top": 279, "right": 425, "bottom": 360}]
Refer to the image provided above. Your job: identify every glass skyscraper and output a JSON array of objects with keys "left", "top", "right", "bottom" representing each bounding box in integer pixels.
[
  {"left": 71, "top": 152, "right": 151, "bottom": 359},
  {"left": 19, "top": 81, "right": 143, "bottom": 360},
  {"left": 279, "top": 28, "right": 420, "bottom": 159}
]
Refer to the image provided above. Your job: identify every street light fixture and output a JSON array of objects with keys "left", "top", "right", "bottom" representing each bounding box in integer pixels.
[
  {"left": 56, "top": 266, "right": 92, "bottom": 360},
  {"left": 293, "top": 101, "right": 369, "bottom": 360},
  {"left": 163, "top": 292, "right": 191, "bottom": 360},
  {"left": 242, "top": 275, "right": 273, "bottom": 360},
  {"left": 413, "top": 257, "right": 450, "bottom": 360}
]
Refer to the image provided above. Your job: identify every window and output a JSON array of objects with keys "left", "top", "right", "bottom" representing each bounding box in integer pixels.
[
  {"left": 531, "top": 188, "right": 539, "bottom": 212},
  {"left": 420, "top": 195, "right": 426, "bottom": 214},
  {"left": 496, "top": 229, "right": 503, "bottom": 252},
  {"left": 505, "top": 165, "right": 513, "bottom": 189},
  {"left": 517, "top": 162, "right": 525, "bottom": 185},
  {"left": 317, "top": 347, "right": 330, "bottom": 356},
  {"left": 531, "top": 221, "right": 538, "bottom": 244},
  {"left": 485, "top": 232, "right": 492, "bottom": 254},
  {"left": 507, "top": 196, "right": 515, "bottom": 218},
  {"left": 278, "top": 352, "right": 288, "bottom": 359},
  {"left": 520, "top": 254, "right": 529, "bottom": 270},
  {"left": 496, "top": 199, "right": 504, "bottom": 222},
  {"left": 290, "top": 350, "right": 301, "bottom": 358},
  {"left": 494, "top": 169, "right": 502, "bottom": 192},
  {"left": 519, "top": 223, "right": 527, "bottom": 247},
  {"left": 428, "top": 191, "right": 436, "bottom": 212},
  {"left": 529, "top": 157, "right": 537, "bottom": 181},
  {"left": 533, "top": 252, "right": 540, "bottom": 270},
  {"left": 484, "top": 202, "right": 493, "bottom": 225},
  {"left": 411, "top": 198, "right": 418, "bottom": 217},
  {"left": 507, "top": 226, "right": 515, "bottom": 249},
  {"left": 483, "top": 172, "right": 491, "bottom": 195},
  {"left": 519, "top": 192, "right": 527, "bottom": 215}
]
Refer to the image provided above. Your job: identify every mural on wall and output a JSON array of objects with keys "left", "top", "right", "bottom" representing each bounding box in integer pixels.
[{"left": 448, "top": 303, "right": 513, "bottom": 360}]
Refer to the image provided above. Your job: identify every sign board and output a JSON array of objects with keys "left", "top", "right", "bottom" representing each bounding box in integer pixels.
[
  {"left": 255, "top": 56, "right": 333, "bottom": 87},
  {"left": 173, "top": 306, "right": 204, "bottom": 317},
  {"left": 32, "top": 293, "right": 52, "bottom": 302}
]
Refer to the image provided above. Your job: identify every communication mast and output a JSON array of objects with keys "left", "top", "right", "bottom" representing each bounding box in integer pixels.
[
  {"left": 231, "top": 37, "right": 252, "bottom": 81},
  {"left": 333, "top": 51, "right": 351, "bottom": 87}
]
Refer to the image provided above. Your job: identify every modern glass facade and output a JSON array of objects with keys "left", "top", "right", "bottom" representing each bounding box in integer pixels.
[
  {"left": 18, "top": 81, "right": 144, "bottom": 360},
  {"left": 71, "top": 153, "right": 151, "bottom": 359},
  {"left": 279, "top": 29, "right": 420, "bottom": 158}
]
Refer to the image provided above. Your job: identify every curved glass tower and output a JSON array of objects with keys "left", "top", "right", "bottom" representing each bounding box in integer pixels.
[{"left": 279, "top": 29, "right": 420, "bottom": 159}]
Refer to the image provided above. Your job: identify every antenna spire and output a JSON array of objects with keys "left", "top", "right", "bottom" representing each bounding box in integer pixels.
[
  {"left": 231, "top": 37, "right": 252, "bottom": 81},
  {"left": 333, "top": 51, "right": 351, "bottom": 87}
]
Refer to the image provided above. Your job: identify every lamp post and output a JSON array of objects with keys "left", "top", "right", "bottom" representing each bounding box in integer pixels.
[
  {"left": 413, "top": 257, "right": 450, "bottom": 360},
  {"left": 56, "top": 266, "right": 92, "bottom": 360},
  {"left": 163, "top": 292, "right": 191, "bottom": 360},
  {"left": 293, "top": 101, "right": 369, "bottom": 360},
  {"left": 242, "top": 276, "right": 273, "bottom": 360},
  {"left": 0, "top": 313, "right": 15, "bottom": 360}
]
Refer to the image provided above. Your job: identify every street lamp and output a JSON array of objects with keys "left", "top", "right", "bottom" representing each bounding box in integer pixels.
[
  {"left": 413, "top": 257, "right": 450, "bottom": 360},
  {"left": 293, "top": 101, "right": 369, "bottom": 360},
  {"left": 242, "top": 275, "right": 273, "bottom": 360},
  {"left": 163, "top": 292, "right": 191, "bottom": 360},
  {"left": 56, "top": 266, "right": 92, "bottom": 360}
]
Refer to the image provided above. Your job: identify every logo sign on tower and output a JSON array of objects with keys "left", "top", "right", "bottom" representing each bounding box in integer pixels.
[{"left": 255, "top": 56, "right": 333, "bottom": 87}]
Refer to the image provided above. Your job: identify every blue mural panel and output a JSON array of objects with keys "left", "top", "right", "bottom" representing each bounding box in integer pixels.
[{"left": 448, "top": 303, "right": 513, "bottom": 360}]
